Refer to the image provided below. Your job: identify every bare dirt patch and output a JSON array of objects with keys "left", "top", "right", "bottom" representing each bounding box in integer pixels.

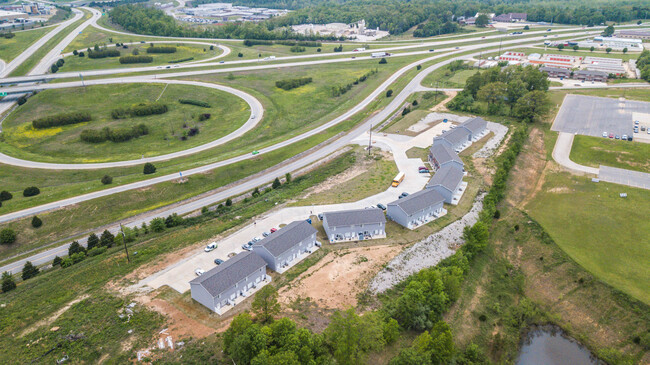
[
  {"left": 431, "top": 91, "right": 456, "bottom": 112},
  {"left": 136, "top": 295, "right": 216, "bottom": 340},
  {"left": 20, "top": 294, "right": 89, "bottom": 337},
  {"left": 280, "top": 245, "right": 401, "bottom": 310}
]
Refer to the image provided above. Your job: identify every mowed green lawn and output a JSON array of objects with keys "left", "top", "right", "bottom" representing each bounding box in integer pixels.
[
  {"left": 0, "top": 83, "right": 249, "bottom": 162},
  {"left": 570, "top": 135, "right": 650, "bottom": 173},
  {"left": 61, "top": 43, "right": 220, "bottom": 71},
  {"left": 526, "top": 172, "right": 650, "bottom": 305},
  {"left": 0, "top": 27, "right": 53, "bottom": 63}
]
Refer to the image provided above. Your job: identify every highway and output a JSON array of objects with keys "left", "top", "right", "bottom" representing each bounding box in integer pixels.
[
  {"left": 1, "top": 23, "right": 632, "bottom": 85},
  {"left": 29, "top": 7, "right": 101, "bottom": 75},
  {"left": 0, "top": 18, "right": 648, "bottom": 275},
  {"left": 0, "top": 9, "right": 84, "bottom": 77}
]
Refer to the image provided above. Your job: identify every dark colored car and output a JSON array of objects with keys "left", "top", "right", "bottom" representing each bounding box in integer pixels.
[
  {"left": 214, "top": 258, "right": 224, "bottom": 265},
  {"left": 377, "top": 203, "right": 387, "bottom": 211}
]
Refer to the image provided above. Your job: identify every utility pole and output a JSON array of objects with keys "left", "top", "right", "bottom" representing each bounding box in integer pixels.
[
  {"left": 120, "top": 224, "right": 130, "bottom": 263},
  {"left": 79, "top": 73, "right": 85, "bottom": 89},
  {"left": 368, "top": 124, "right": 372, "bottom": 155}
]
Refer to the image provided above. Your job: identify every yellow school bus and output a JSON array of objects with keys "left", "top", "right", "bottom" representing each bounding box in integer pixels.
[{"left": 392, "top": 172, "right": 405, "bottom": 187}]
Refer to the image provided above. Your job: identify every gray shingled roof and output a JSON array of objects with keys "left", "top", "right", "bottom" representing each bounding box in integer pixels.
[
  {"left": 575, "top": 70, "right": 608, "bottom": 77},
  {"left": 460, "top": 117, "right": 487, "bottom": 136},
  {"left": 435, "top": 127, "right": 470, "bottom": 147},
  {"left": 388, "top": 189, "right": 445, "bottom": 216},
  {"left": 426, "top": 164, "right": 464, "bottom": 192},
  {"left": 190, "top": 251, "right": 266, "bottom": 297},
  {"left": 540, "top": 66, "right": 570, "bottom": 74},
  {"left": 253, "top": 220, "right": 317, "bottom": 257},
  {"left": 429, "top": 143, "right": 463, "bottom": 166},
  {"left": 324, "top": 208, "right": 386, "bottom": 228}
]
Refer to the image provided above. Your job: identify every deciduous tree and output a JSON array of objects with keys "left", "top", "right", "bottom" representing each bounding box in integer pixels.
[{"left": 251, "top": 285, "right": 280, "bottom": 323}]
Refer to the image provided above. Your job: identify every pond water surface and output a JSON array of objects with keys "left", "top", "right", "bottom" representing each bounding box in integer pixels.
[{"left": 516, "top": 326, "right": 599, "bottom": 365}]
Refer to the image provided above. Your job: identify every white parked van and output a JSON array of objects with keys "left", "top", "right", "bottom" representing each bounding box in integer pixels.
[{"left": 205, "top": 242, "right": 218, "bottom": 252}]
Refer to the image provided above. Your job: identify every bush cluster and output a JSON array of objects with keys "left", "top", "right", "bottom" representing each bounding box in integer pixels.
[
  {"left": 275, "top": 77, "right": 312, "bottom": 91},
  {"left": 290, "top": 45, "right": 306, "bottom": 52},
  {"left": 3, "top": 32, "right": 15, "bottom": 39},
  {"left": 168, "top": 57, "right": 193, "bottom": 63},
  {"left": 80, "top": 124, "right": 149, "bottom": 143},
  {"left": 119, "top": 55, "right": 153, "bottom": 64},
  {"left": 146, "top": 46, "right": 176, "bottom": 53},
  {"left": 197, "top": 114, "right": 210, "bottom": 122},
  {"left": 32, "top": 112, "right": 91, "bottom": 129},
  {"left": 179, "top": 99, "right": 210, "bottom": 108},
  {"left": 88, "top": 49, "right": 121, "bottom": 59},
  {"left": 111, "top": 103, "right": 168, "bottom": 119},
  {"left": 23, "top": 186, "right": 40, "bottom": 197}
]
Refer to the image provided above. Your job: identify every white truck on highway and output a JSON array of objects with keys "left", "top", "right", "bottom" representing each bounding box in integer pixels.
[
  {"left": 353, "top": 47, "right": 366, "bottom": 52},
  {"left": 371, "top": 52, "right": 391, "bottom": 58},
  {"left": 263, "top": 56, "right": 276, "bottom": 61}
]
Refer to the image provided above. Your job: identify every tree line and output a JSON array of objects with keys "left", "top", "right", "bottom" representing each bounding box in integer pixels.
[
  {"left": 637, "top": 50, "right": 650, "bottom": 82},
  {"left": 80, "top": 124, "right": 149, "bottom": 143},
  {"left": 108, "top": 5, "right": 338, "bottom": 41},
  {"left": 111, "top": 103, "right": 168, "bottom": 119}
]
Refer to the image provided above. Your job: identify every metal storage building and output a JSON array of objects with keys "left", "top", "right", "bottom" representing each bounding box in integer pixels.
[
  {"left": 190, "top": 251, "right": 269, "bottom": 314},
  {"left": 387, "top": 189, "right": 446, "bottom": 229},
  {"left": 322, "top": 208, "right": 386, "bottom": 243},
  {"left": 426, "top": 164, "right": 465, "bottom": 204},
  {"left": 252, "top": 220, "right": 318, "bottom": 272}
]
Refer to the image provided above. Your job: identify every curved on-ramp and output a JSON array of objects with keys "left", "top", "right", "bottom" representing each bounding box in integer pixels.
[{"left": 0, "top": 78, "right": 262, "bottom": 169}]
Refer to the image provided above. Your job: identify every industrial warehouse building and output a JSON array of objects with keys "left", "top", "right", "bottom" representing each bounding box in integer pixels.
[
  {"left": 616, "top": 30, "right": 650, "bottom": 40},
  {"left": 252, "top": 220, "right": 319, "bottom": 273},
  {"left": 426, "top": 164, "right": 466, "bottom": 205},
  {"left": 190, "top": 251, "right": 270, "bottom": 314},
  {"left": 582, "top": 56, "right": 626, "bottom": 76},
  {"left": 387, "top": 189, "right": 446, "bottom": 229},
  {"left": 322, "top": 208, "right": 386, "bottom": 243},
  {"left": 428, "top": 143, "right": 464, "bottom": 172}
]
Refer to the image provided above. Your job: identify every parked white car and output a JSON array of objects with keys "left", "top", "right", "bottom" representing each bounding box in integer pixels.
[
  {"left": 205, "top": 242, "right": 217, "bottom": 252},
  {"left": 195, "top": 268, "right": 205, "bottom": 276}
]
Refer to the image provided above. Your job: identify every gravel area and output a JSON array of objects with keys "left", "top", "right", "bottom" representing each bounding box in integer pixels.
[
  {"left": 474, "top": 122, "right": 509, "bottom": 158},
  {"left": 368, "top": 193, "right": 485, "bottom": 294}
]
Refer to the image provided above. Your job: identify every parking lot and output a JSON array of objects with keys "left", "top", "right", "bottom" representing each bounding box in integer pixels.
[{"left": 552, "top": 94, "right": 650, "bottom": 143}]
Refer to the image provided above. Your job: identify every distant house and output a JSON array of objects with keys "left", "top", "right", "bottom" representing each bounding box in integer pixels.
[
  {"left": 492, "top": 13, "right": 527, "bottom": 22},
  {"left": 464, "top": 17, "right": 476, "bottom": 25},
  {"left": 539, "top": 66, "right": 571, "bottom": 79},
  {"left": 426, "top": 164, "right": 465, "bottom": 204},
  {"left": 428, "top": 143, "right": 464, "bottom": 172},
  {"left": 433, "top": 127, "right": 471, "bottom": 152},
  {"left": 190, "top": 251, "right": 269, "bottom": 314},
  {"left": 252, "top": 220, "right": 319, "bottom": 272},
  {"left": 322, "top": 208, "right": 386, "bottom": 243},
  {"left": 574, "top": 70, "right": 608, "bottom": 82},
  {"left": 387, "top": 189, "right": 446, "bottom": 229},
  {"left": 458, "top": 117, "right": 488, "bottom": 142}
]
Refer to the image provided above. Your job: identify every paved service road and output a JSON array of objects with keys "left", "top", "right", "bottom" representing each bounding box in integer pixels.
[
  {"left": 599, "top": 166, "right": 650, "bottom": 190},
  {"left": 552, "top": 94, "right": 650, "bottom": 138},
  {"left": 552, "top": 132, "right": 600, "bottom": 175}
]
